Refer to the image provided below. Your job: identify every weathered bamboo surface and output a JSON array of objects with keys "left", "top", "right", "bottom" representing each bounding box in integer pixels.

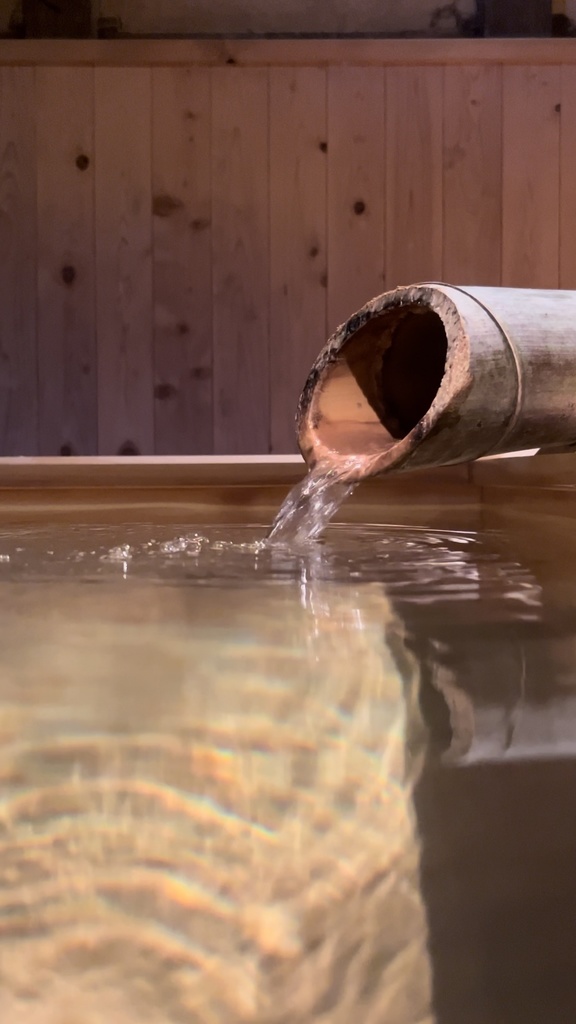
[{"left": 0, "top": 41, "right": 574, "bottom": 455}]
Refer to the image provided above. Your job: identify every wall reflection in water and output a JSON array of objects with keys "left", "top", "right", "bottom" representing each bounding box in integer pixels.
[{"left": 403, "top": 511, "right": 576, "bottom": 1024}]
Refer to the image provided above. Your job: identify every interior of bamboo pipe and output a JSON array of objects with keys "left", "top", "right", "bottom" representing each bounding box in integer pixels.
[{"left": 312, "top": 305, "right": 448, "bottom": 460}]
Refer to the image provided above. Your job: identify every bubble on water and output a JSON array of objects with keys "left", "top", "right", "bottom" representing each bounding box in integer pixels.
[
  {"left": 159, "top": 535, "right": 203, "bottom": 556},
  {"left": 211, "top": 538, "right": 265, "bottom": 554},
  {"left": 0, "top": 554, "right": 9, "bottom": 562},
  {"left": 101, "top": 544, "right": 133, "bottom": 563}
]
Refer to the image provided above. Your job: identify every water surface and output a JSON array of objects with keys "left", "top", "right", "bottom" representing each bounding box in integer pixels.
[{"left": 0, "top": 513, "right": 575, "bottom": 1023}]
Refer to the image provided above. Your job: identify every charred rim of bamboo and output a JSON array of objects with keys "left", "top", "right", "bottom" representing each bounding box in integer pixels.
[{"left": 308, "top": 304, "right": 448, "bottom": 460}]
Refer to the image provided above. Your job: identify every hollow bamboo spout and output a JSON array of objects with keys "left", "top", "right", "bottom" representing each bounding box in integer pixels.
[{"left": 297, "top": 283, "right": 576, "bottom": 479}]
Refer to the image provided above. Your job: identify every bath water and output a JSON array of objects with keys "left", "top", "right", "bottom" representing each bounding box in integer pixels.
[{"left": 0, "top": 504, "right": 576, "bottom": 1023}]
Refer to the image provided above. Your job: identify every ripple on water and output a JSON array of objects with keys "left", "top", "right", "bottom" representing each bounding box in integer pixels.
[{"left": 0, "top": 538, "right": 434, "bottom": 1023}]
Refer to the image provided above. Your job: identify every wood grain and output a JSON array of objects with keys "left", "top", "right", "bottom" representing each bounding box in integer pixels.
[
  {"left": 0, "top": 49, "right": 573, "bottom": 458},
  {"left": 3, "top": 39, "right": 576, "bottom": 69},
  {"left": 386, "top": 67, "right": 444, "bottom": 288},
  {"left": 327, "top": 66, "right": 386, "bottom": 332},
  {"left": 95, "top": 67, "right": 154, "bottom": 455},
  {"left": 560, "top": 67, "right": 576, "bottom": 288},
  {"left": 152, "top": 67, "right": 213, "bottom": 455},
  {"left": 211, "top": 68, "right": 269, "bottom": 454},
  {"left": 443, "top": 66, "right": 503, "bottom": 286},
  {"left": 36, "top": 67, "right": 97, "bottom": 456},
  {"left": 502, "top": 66, "right": 561, "bottom": 288},
  {"left": 270, "top": 67, "right": 327, "bottom": 453},
  {"left": 0, "top": 68, "right": 37, "bottom": 456}
]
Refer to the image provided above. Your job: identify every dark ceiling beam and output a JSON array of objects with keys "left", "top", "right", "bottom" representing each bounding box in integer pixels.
[
  {"left": 23, "top": 0, "right": 94, "bottom": 38},
  {"left": 480, "top": 0, "right": 552, "bottom": 37}
]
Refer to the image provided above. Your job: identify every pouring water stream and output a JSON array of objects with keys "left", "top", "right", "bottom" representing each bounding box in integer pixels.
[{"left": 266, "top": 457, "right": 373, "bottom": 546}]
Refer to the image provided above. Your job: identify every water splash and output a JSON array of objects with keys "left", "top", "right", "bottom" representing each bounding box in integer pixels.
[{"left": 266, "top": 460, "right": 361, "bottom": 546}]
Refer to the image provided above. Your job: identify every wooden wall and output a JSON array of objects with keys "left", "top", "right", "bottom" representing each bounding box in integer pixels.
[{"left": 0, "top": 40, "right": 575, "bottom": 456}]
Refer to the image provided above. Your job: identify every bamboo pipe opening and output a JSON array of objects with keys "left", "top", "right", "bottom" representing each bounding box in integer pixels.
[
  {"left": 309, "top": 304, "right": 448, "bottom": 462},
  {"left": 300, "top": 282, "right": 576, "bottom": 477}
]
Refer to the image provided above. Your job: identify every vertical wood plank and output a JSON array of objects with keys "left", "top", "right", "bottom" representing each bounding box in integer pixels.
[
  {"left": 152, "top": 67, "right": 213, "bottom": 455},
  {"left": 95, "top": 67, "right": 153, "bottom": 455},
  {"left": 211, "top": 68, "right": 269, "bottom": 454},
  {"left": 270, "top": 67, "right": 327, "bottom": 453},
  {"left": 560, "top": 67, "right": 576, "bottom": 288},
  {"left": 36, "top": 67, "right": 97, "bottom": 456},
  {"left": 327, "top": 66, "right": 385, "bottom": 333},
  {"left": 386, "top": 67, "right": 443, "bottom": 288},
  {"left": 443, "top": 66, "right": 502, "bottom": 286},
  {"left": 502, "top": 66, "right": 560, "bottom": 288},
  {"left": 0, "top": 68, "right": 37, "bottom": 456}
]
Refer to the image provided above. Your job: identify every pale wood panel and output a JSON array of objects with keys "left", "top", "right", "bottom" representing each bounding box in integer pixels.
[
  {"left": 36, "top": 67, "right": 97, "bottom": 456},
  {"left": 327, "top": 66, "right": 386, "bottom": 332},
  {"left": 386, "top": 67, "right": 444, "bottom": 287},
  {"left": 152, "top": 67, "right": 213, "bottom": 455},
  {"left": 95, "top": 67, "right": 154, "bottom": 455},
  {"left": 560, "top": 67, "right": 576, "bottom": 289},
  {"left": 0, "top": 68, "right": 37, "bottom": 456},
  {"left": 502, "top": 66, "right": 561, "bottom": 288},
  {"left": 211, "top": 68, "right": 269, "bottom": 454},
  {"left": 443, "top": 66, "right": 503, "bottom": 286},
  {"left": 270, "top": 67, "right": 327, "bottom": 454}
]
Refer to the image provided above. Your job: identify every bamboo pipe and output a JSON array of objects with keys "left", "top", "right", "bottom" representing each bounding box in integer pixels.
[{"left": 297, "top": 284, "right": 576, "bottom": 479}]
